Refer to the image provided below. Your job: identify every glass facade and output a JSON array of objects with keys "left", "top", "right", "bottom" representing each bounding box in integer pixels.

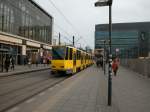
[
  {"left": 0, "top": 43, "right": 22, "bottom": 71},
  {"left": 95, "top": 31, "right": 139, "bottom": 48},
  {"left": 0, "top": 0, "right": 53, "bottom": 44},
  {"left": 95, "top": 22, "right": 150, "bottom": 58},
  {"left": 95, "top": 30, "right": 140, "bottom": 58}
]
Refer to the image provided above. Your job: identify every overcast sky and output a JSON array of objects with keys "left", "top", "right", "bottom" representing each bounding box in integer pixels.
[{"left": 35, "top": 0, "right": 150, "bottom": 49}]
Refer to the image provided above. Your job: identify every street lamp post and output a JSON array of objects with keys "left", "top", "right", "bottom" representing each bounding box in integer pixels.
[
  {"left": 95, "top": 0, "right": 113, "bottom": 106},
  {"left": 99, "top": 40, "right": 106, "bottom": 75},
  {"left": 103, "top": 40, "right": 106, "bottom": 75}
]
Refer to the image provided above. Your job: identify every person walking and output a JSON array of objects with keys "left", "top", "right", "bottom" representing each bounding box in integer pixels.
[
  {"left": 10, "top": 57, "right": 15, "bottom": 70},
  {"left": 27, "top": 57, "right": 31, "bottom": 68},
  {"left": 99, "top": 56, "right": 103, "bottom": 68},
  {"left": 36, "top": 59, "right": 38, "bottom": 67},
  {"left": 112, "top": 58, "right": 119, "bottom": 76},
  {"left": 24, "top": 57, "right": 27, "bottom": 66},
  {"left": 46, "top": 57, "right": 49, "bottom": 66},
  {"left": 28, "top": 58, "right": 32, "bottom": 68},
  {"left": 5, "top": 56, "right": 10, "bottom": 72},
  {"left": 43, "top": 58, "right": 46, "bottom": 66},
  {"left": 96, "top": 55, "right": 103, "bottom": 68}
]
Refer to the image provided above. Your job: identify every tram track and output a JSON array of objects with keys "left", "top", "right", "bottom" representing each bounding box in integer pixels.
[
  {"left": 0, "top": 70, "right": 69, "bottom": 112},
  {"left": 0, "top": 78, "right": 52, "bottom": 102},
  {"left": 0, "top": 78, "right": 50, "bottom": 96},
  {"left": 0, "top": 70, "right": 50, "bottom": 84},
  {"left": 0, "top": 71, "right": 51, "bottom": 97}
]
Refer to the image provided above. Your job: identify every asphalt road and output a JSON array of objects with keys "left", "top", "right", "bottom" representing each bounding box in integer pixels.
[{"left": 0, "top": 70, "right": 68, "bottom": 112}]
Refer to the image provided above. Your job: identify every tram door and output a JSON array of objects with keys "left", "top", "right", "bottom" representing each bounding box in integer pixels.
[
  {"left": 73, "top": 53, "right": 76, "bottom": 73},
  {"left": 73, "top": 49, "right": 77, "bottom": 73},
  {"left": 73, "top": 52, "right": 76, "bottom": 66}
]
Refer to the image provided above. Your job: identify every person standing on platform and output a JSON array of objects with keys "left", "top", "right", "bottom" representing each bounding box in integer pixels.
[
  {"left": 99, "top": 56, "right": 103, "bottom": 68},
  {"left": 27, "top": 57, "right": 31, "bottom": 68},
  {"left": 35, "top": 54, "right": 39, "bottom": 67},
  {"left": 5, "top": 56, "right": 10, "bottom": 72},
  {"left": 10, "top": 56, "right": 15, "bottom": 70},
  {"left": 24, "top": 56, "right": 27, "bottom": 66}
]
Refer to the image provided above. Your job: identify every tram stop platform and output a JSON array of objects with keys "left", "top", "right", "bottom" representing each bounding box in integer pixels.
[
  {"left": 0, "top": 64, "right": 50, "bottom": 77},
  {"left": 6, "top": 65, "right": 150, "bottom": 112}
]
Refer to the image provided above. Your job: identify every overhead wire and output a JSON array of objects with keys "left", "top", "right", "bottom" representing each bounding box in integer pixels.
[
  {"left": 34, "top": 0, "right": 89, "bottom": 48},
  {"left": 54, "top": 23, "right": 72, "bottom": 38},
  {"left": 48, "top": 0, "right": 81, "bottom": 36},
  {"left": 46, "top": 0, "right": 90, "bottom": 48},
  {"left": 53, "top": 30, "right": 73, "bottom": 43}
]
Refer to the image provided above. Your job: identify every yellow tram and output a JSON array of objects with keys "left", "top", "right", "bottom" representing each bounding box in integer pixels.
[{"left": 51, "top": 45, "right": 93, "bottom": 74}]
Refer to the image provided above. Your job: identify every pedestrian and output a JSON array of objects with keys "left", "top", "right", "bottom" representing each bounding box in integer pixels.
[
  {"left": 35, "top": 54, "right": 39, "bottom": 67},
  {"left": 24, "top": 57, "right": 27, "bottom": 66},
  {"left": 112, "top": 58, "right": 119, "bottom": 76},
  {"left": 47, "top": 58, "right": 49, "bottom": 65},
  {"left": 36, "top": 59, "right": 38, "bottom": 67},
  {"left": 43, "top": 58, "right": 46, "bottom": 66},
  {"left": 99, "top": 56, "right": 103, "bottom": 68},
  {"left": 10, "top": 57, "right": 15, "bottom": 70},
  {"left": 27, "top": 57, "right": 31, "bottom": 68},
  {"left": 5, "top": 56, "right": 10, "bottom": 72},
  {"left": 96, "top": 58, "right": 100, "bottom": 67},
  {"left": 96, "top": 56, "right": 103, "bottom": 68},
  {"left": 40, "top": 57, "right": 43, "bottom": 64}
]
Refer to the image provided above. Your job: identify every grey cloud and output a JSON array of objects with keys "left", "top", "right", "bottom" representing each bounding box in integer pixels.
[{"left": 35, "top": 0, "right": 150, "bottom": 49}]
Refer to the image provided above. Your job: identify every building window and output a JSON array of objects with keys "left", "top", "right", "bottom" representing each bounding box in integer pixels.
[{"left": 0, "top": 0, "right": 52, "bottom": 44}]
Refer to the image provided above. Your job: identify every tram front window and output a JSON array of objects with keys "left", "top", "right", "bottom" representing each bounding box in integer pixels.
[{"left": 52, "top": 47, "right": 65, "bottom": 60}]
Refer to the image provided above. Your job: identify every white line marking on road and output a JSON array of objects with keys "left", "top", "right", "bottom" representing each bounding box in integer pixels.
[
  {"left": 39, "top": 92, "right": 45, "bottom": 96},
  {"left": 56, "top": 84, "right": 60, "bottom": 87},
  {"left": 48, "top": 87, "right": 54, "bottom": 91},
  {"left": 32, "top": 111, "right": 39, "bottom": 112},
  {"left": 25, "top": 98, "right": 35, "bottom": 103},
  {"left": 6, "top": 107, "right": 19, "bottom": 112}
]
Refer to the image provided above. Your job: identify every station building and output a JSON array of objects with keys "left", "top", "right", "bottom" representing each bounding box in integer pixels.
[
  {"left": 95, "top": 22, "right": 150, "bottom": 58},
  {"left": 0, "top": 0, "right": 53, "bottom": 71}
]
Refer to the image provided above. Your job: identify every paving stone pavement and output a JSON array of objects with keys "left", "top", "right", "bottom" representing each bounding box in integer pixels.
[
  {"left": 112, "top": 66, "right": 150, "bottom": 112},
  {"left": 45, "top": 66, "right": 119, "bottom": 112},
  {"left": 42, "top": 65, "right": 150, "bottom": 112},
  {"left": 0, "top": 64, "right": 50, "bottom": 77},
  {"left": 6, "top": 65, "right": 150, "bottom": 112}
]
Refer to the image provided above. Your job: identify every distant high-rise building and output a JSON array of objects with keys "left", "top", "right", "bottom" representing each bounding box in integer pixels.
[{"left": 95, "top": 22, "right": 150, "bottom": 58}]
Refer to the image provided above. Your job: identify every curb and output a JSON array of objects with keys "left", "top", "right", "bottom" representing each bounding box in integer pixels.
[{"left": 0, "top": 68, "right": 50, "bottom": 77}]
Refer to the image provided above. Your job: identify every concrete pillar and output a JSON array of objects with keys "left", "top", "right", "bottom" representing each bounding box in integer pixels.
[
  {"left": 22, "top": 45, "right": 26, "bottom": 56},
  {"left": 20, "top": 45, "right": 26, "bottom": 65}
]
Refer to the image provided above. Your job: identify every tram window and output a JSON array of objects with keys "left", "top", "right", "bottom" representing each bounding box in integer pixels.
[
  {"left": 52, "top": 47, "right": 65, "bottom": 60},
  {"left": 86, "top": 54, "right": 88, "bottom": 60},
  {"left": 65, "top": 47, "right": 69, "bottom": 60},
  {"left": 69, "top": 48, "right": 72, "bottom": 60},
  {"left": 77, "top": 51, "right": 79, "bottom": 60},
  {"left": 74, "top": 53, "right": 76, "bottom": 60},
  {"left": 77, "top": 51, "right": 78, "bottom": 60},
  {"left": 79, "top": 51, "right": 81, "bottom": 59}
]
